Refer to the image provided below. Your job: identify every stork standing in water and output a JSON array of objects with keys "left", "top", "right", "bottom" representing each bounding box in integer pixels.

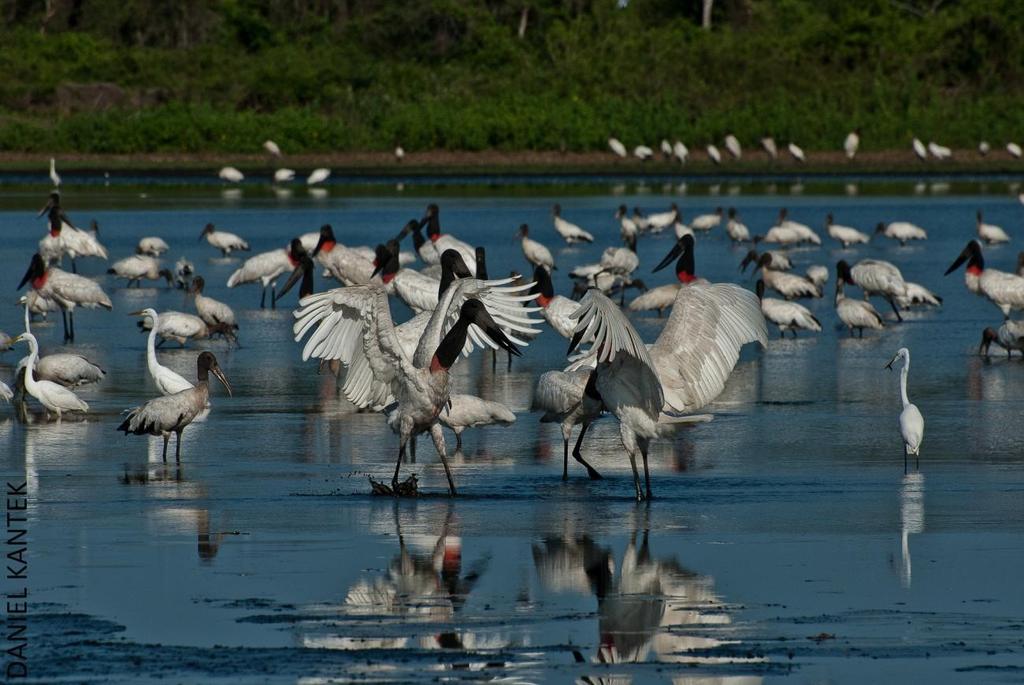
[
  {"left": 836, "top": 259, "right": 908, "bottom": 321},
  {"left": 886, "top": 348, "right": 923, "bottom": 473},
  {"left": 131, "top": 308, "right": 194, "bottom": 396},
  {"left": 11, "top": 332, "right": 89, "bottom": 421},
  {"left": 628, "top": 234, "right": 704, "bottom": 316},
  {"left": 227, "top": 238, "right": 305, "bottom": 308},
  {"left": 517, "top": 224, "right": 556, "bottom": 271},
  {"left": 756, "top": 280, "right": 821, "bottom": 337},
  {"left": 979, "top": 321, "right": 1024, "bottom": 358},
  {"left": 118, "top": 352, "right": 232, "bottom": 461},
  {"left": 292, "top": 265, "right": 541, "bottom": 495},
  {"left": 106, "top": 253, "right": 173, "bottom": 287},
  {"left": 945, "top": 240, "right": 1024, "bottom": 318},
  {"left": 419, "top": 204, "right": 477, "bottom": 273},
  {"left": 564, "top": 284, "right": 766, "bottom": 498},
  {"left": 533, "top": 368, "right": 604, "bottom": 481},
  {"left": 552, "top": 204, "right": 594, "bottom": 243},
  {"left": 199, "top": 223, "right": 250, "bottom": 257},
  {"left": 189, "top": 277, "right": 237, "bottom": 332},
  {"left": 18, "top": 253, "right": 112, "bottom": 343},
  {"left": 38, "top": 192, "right": 108, "bottom": 272}
]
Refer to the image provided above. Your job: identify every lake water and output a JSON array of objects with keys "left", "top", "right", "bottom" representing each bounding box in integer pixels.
[{"left": 2, "top": 176, "right": 1024, "bottom": 683}]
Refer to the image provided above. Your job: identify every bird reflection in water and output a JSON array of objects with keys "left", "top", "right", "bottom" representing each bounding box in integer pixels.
[
  {"left": 897, "top": 473, "right": 925, "bottom": 588},
  {"left": 317, "top": 504, "right": 500, "bottom": 655},
  {"left": 533, "top": 517, "right": 763, "bottom": 683}
]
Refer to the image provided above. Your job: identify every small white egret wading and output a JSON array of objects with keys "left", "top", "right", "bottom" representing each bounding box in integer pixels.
[{"left": 886, "top": 348, "right": 924, "bottom": 473}]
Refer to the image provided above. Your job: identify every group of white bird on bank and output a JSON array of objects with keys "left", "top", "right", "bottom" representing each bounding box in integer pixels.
[
  {"left": 27, "top": 181, "right": 1024, "bottom": 495},
  {"left": 214, "top": 139, "right": 408, "bottom": 186},
  {"left": 608, "top": 131, "right": 1024, "bottom": 165}
]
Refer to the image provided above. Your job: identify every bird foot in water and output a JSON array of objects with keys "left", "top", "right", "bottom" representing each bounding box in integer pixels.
[{"left": 369, "top": 474, "right": 419, "bottom": 497}]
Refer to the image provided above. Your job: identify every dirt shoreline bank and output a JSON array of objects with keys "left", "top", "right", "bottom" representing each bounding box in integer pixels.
[{"left": 1, "top": 149, "right": 1023, "bottom": 176}]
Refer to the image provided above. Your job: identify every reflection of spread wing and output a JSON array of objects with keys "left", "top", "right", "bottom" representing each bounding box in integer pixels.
[
  {"left": 649, "top": 283, "right": 767, "bottom": 413},
  {"left": 412, "top": 277, "right": 541, "bottom": 368},
  {"left": 294, "top": 285, "right": 410, "bottom": 403}
]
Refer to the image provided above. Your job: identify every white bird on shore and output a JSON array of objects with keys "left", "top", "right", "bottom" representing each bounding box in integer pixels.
[
  {"left": 928, "top": 142, "right": 951, "bottom": 160},
  {"left": 978, "top": 141, "right": 991, "bottom": 156},
  {"left": 826, "top": 213, "right": 870, "bottom": 247},
  {"left": 552, "top": 204, "right": 594, "bottom": 243},
  {"left": 263, "top": 140, "right": 281, "bottom": 156},
  {"left": 306, "top": 168, "right": 331, "bottom": 185},
  {"left": 199, "top": 223, "right": 249, "bottom": 256},
  {"left": 706, "top": 144, "right": 722, "bottom": 165},
  {"left": 49, "top": 158, "right": 61, "bottom": 187},
  {"left": 672, "top": 141, "right": 688, "bottom": 163},
  {"left": 835, "top": 278, "right": 884, "bottom": 337},
  {"left": 979, "top": 321, "right": 1024, "bottom": 358},
  {"left": 844, "top": 130, "right": 860, "bottom": 159},
  {"left": 394, "top": 146, "right": 405, "bottom": 161},
  {"left": 189, "top": 276, "right": 237, "bottom": 331},
  {"left": 836, "top": 259, "right": 908, "bottom": 321},
  {"left": 564, "top": 284, "right": 766, "bottom": 499},
  {"left": 761, "top": 136, "right": 778, "bottom": 160},
  {"left": 18, "top": 254, "right": 112, "bottom": 342},
  {"left": 724, "top": 135, "right": 742, "bottom": 159},
  {"left": 227, "top": 238, "right": 305, "bottom": 308},
  {"left": 273, "top": 168, "right": 295, "bottom": 183},
  {"left": 132, "top": 308, "right": 195, "bottom": 396},
  {"left": 725, "top": 208, "right": 751, "bottom": 243},
  {"left": 218, "top": 166, "right": 244, "bottom": 183},
  {"left": 977, "top": 210, "right": 1010, "bottom": 244},
  {"left": 1007, "top": 142, "right": 1022, "bottom": 159},
  {"left": 755, "top": 280, "right": 821, "bottom": 338},
  {"left": 608, "top": 138, "right": 627, "bottom": 158},
  {"left": 886, "top": 348, "right": 923, "bottom": 472},
  {"left": 660, "top": 139, "right": 672, "bottom": 158},
  {"left": 912, "top": 138, "right": 928, "bottom": 161},
  {"left": 787, "top": 142, "right": 805, "bottom": 163},
  {"left": 945, "top": 240, "right": 1024, "bottom": 318},
  {"left": 518, "top": 224, "right": 556, "bottom": 271},
  {"left": 12, "top": 333, "right": 88, "bottom": 420},
  {"left": 118, "top": 351, "right": 231, "bottom": 461},
  {"left": 876, "top": 221, "right": 928, "bottom": 245},
  {"left": 634, "top": 145, "right": 654, "bottom": 161},
  {"left": 106, "top": 254, "right": 173, "bottom": 287},
  {"left": 137, "top": 236, "right": 169, "bottom": 257}
]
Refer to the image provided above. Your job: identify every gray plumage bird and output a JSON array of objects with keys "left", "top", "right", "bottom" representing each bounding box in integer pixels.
[{"left": 118, "top": 352, "right": 232, "bottom": 461}]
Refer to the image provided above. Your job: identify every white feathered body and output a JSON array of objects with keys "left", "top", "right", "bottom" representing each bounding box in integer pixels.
[
  {"left": 35, "top": 354, "right": 105, "bottom": 387},
  {"left": 137, "top": 237, "right": 169, "bottom": 256},
  {"left": 31, "top": 269, "right": 113, "bottom": 312},
  {"left": 761, "top": 298, "right": 822, "bottom": 334}
]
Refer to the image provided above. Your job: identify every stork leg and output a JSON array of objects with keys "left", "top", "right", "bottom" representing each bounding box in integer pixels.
[
  {"left": 70, "top": 257, "right": 78, "bottom": 274},
  {"left": 68, "top": 310, "right": 75, "bottom": 342},
  {"left": 491, "top": 349, "right": 497, "bottom": 372},
  {"left": 161, "top": 434, "right": 169, "bottom": 462},
  {"left": 507, "top": 349, "right": 513, "bottom": 372},
  {"left": 572, "top": 423, "right": 602, "bottom": 480},
  {"left": 430, "top": 423, "right": 457, "bottom": 496},
  {"left": 562, "top": 436, "right": 570, "bottom": 481},
  {"left": 455, "top": 431, "right": 463, "bottom": 451},
  {"left": 260, "top": 287, "right": 267, "bottom": 309},
  {"left": 887, "top": 296, "right": 903, "bottom": 322},
  {"left": 393, "top": 430, "right": 410, "bottom": 490},
  {"left": 639, "top": 437, "right": 652, "bottom": 500},
  {"left": 61, "top": 310, "right": 71, "bottom": 343},
  {"left": 904, "top": 446, "right": 908, "bottom": 474},
  {"left": 270, "top": 284, "right": 277, "bottom": 310},
  {"left": 175, "top": 429, "right": 184, "bottom": 461}
]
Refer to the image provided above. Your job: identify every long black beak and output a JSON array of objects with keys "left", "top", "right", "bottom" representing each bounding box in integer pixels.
[
  {"left": 567, "top": 327, "right": 586, "bottom": 356},
  {"left": 653, "top": 240, "right": 683, "bottom": 272},
  {"left": 211, "top": 366, "right": 233, "bottom": 396},
  {"left": 311, "top": 234, "right": 326, "bottom": 257},
  {"left": 37, "top": 199, "right": 53, "bottom": 218},
  {"left": 979, "top": 340, "right": 989, "bottom": 357},
  {"left": 197, "top": 230, "right": 206, "bottom": 243},
  {"left": 275, "top": 259, "right": 309, "bottom": 304},
  {"left": 885, "top": 357, "right": 896, "bottom": 370},
  {"left": 475, "top": 308, "right": 521, "bottom": 357},
  {"left": 452, "top": 255, "right": 472, "bottom": 278},
  {"left": 739, "top": 252, "right": 755, "bottom": 273},
  {"left": 944, "top": 251, "right": 968, "bottom": 276},
  {"left": 17, "top": 263, "right": 34, "bottom": 290}
]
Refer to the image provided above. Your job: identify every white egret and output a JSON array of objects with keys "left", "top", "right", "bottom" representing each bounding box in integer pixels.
[
  {"left": 132, "top": 308, "right": 194, "bottom": 396},
  {"left": 12, "top": 333, "right": 88, "bottom": 420},
  {"left": 885, "top": 348, "right": 923, "bottom": 472}
]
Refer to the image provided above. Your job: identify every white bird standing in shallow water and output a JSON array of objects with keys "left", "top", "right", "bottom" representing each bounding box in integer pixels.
[
  {"left": 826, "top": 213, "right": 870, "bottom": 247},
  {"left": 132, "top": 308, "right": 194, "bottom": 396},
  {"left": 49, "top": 158, "right": 61, "bottom": 187},
  {"left": 836, "top": 259, "right": 908, "bottom": 321},
  {"left": 551, "top": 204, "right": 594, "bottom": 243},
  {"left": 189, "top": 276, "right": 237, "bottom": 331},
  {"left": 945, "top": 240, "right": 1024, "bottom": 318},
  {"left": 307, "top": 168, "right": 330, "bottom": 185},
  {"left": 118, "top": 351, "right": 232, "bottom": 461},
  {"left": 218, "top": 166, "right": 244, "bottom": 183},
  {"left": 388, "top": 394, "right": 515, "bottom": 450},
  {"left": 844, "top": 130, "right": 860, "bottom": 159},
  {"left": 976, "top": 210, "right": 1010, "bottom": 244},
  {"left": 564, "top": 285, "right": 766, "bottom": 499},
  {"left": 517, "top": 224, "right": 556, "bottom": 271},
  {"left": 835, "top": 278, "right": 884, "bottom": 337},
  {"left": 18, "top": 253, "right": 113, "bottom": 342},
  {"left": 755, "top": 280, "right": 821, "bottom": 338},
  {"left": 886, "top": 348, "right": 923, "bottom": 473},
  {"left": 725, "top": 208, "right": 750, "bottom": 243},
  {"left": 418, "top": 204, "right": 477, "bottom": 273},
  {"left": 199, "top": 223, "right": 250, "bottom": 257},
  {"left": 11, "top": 333, "right": 88, "bottom": 421},
  {"left": 227, "top": 238, "right": 306, "bottom": 308},
  {"left": 137, "top": 236, "right": 169, "bottom": 257},
  {"left": 876, "top": 221, "right": 928, "bottom": 245}
]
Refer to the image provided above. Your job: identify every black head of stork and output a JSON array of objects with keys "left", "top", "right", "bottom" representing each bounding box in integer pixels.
[
  {"left": 945, "top": 240, "right": 984, "bottom": 276},
  {"left": 196, "top": 351, "right": 232, "bottom": 396},
  {"left": 198, "top": 223, "right": 216, "bottom": 242},
  {"left": 311, "top": 225, "right": 336, "bottom": 257},
  {"left": 17, "top": 254, "right": 47, "bottom": 291},
  {"left": 654, "top": 233, "right": 696, "bottom": 283},
  {"left": 433, "top": 298, "right": 520, "bottom": 371},
  {"left": 437, "top": 248, "right": 473, "bottom": 297}
]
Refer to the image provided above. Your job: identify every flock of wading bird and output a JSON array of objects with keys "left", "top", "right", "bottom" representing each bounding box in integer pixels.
[{"left": 13, "top": 183, "right": 1024, "bottom": 497}]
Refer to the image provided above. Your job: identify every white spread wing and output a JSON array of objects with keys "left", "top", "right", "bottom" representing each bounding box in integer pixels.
[{"left": 649, "top": 283, "right": 767, "bottom": 413}]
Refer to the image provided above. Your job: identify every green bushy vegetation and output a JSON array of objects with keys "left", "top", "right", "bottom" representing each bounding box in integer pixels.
[{"left": 0, "top": 0, "right": 1021, "bottom": 154}]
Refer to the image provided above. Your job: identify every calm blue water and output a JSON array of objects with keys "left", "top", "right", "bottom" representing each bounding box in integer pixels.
[{"left": 1, "top": 178, "right": 1023, "bottom": 683}]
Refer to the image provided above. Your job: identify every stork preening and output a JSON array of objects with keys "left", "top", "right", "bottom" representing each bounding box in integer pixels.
[
  {"left": 886, "top": 348, "right": 923, "bottom": 472},
  {"left": 979, "top": 321, "right": 1024, "bottom": 358},
  {"left": 118, "top": 351, "right": 232, "bottom": 461}
]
